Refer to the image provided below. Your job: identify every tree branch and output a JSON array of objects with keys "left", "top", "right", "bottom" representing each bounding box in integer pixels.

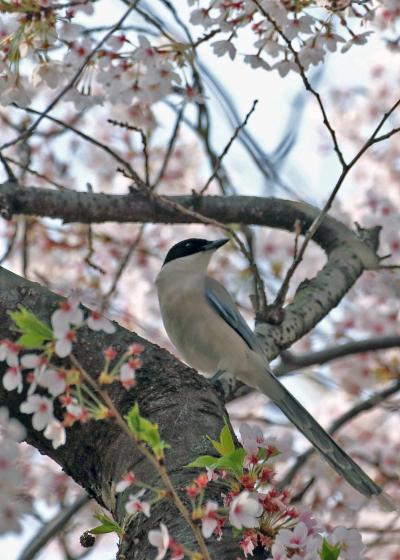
[
  {"left": 18, "top": 493, "right": 91, "bottom": 560},
  {"left": 0, "top": 182, "right": 382, "bottom": 360},
  {"left": 274, "top": 336, "right": 400, "bottom": 376}
]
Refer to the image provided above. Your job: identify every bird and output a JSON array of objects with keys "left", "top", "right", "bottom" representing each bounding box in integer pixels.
[{"left": 155, "top": 237, "right": 395, "bottom": 510}]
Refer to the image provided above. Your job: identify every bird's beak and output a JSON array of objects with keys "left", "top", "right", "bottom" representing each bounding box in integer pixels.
[{"left": 203, "top": 238, "right": 230, "bottom": 251}]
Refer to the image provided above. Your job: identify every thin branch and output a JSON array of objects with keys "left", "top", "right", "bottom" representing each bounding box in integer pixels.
[
  {"left": 199, "top": 99, "right": 258, "bottom": 195},
  {"left": 102, "top": 225, "right": 145, "bottom": 305},
  {"left": 251, "top": 0, "right": 346, "bottom": 169},
  {"left": 18, "top": 493, "right": 91, "bottom": 560},
  {"left": 274, "top": 336, "right": 400, "bottom": 376},
  {"left": 151, "top": 103, "right": 186, "bottom": 190},
  {"left": 0, "top": 150, "right": 18, "bottom": 182},
  {"left": 0, "top": 220, "right": 18, "bottom": 265},
  {"left": 1, "top": 1, "right": 140, "bottom": 151},
  {"left": 279, "top": 379, "right": 400, "bottom": 488},
  {"left": 4, "top": 156, "right": 68, "bottom": 190},
  {"left": 84, "top": 183, "right": 106, "bottom": 274},
  {"left": 17, "top": 106, "right": 144, "bottom": 187}
]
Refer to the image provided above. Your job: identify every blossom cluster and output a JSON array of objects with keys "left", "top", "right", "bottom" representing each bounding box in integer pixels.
[
  {"left": 0, "top": 299, "right": 144, "bottom": 449},
  {"left": 113, "top": 421, "right": 366, "bottom": 559},
  {"left": 0, "top": 1, "right": 200, "bottom": 109},
  {"left": 188, "top": 0, "right": 399, "bottom": 77},
  {"left": 1, "top": 0, "right": 399, "bottom": 110}
]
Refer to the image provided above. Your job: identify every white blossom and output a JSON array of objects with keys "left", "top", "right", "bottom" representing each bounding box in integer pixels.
[
  {"left": 229, "top": 491, "right": 262, "bottom": 529},
  {"left": 148, "top": 523, "right": 170, "bottom": 560},
  {"left": 44, "top": 420, "right": 66, "bottom": 449},
  {"left": 20, "top": 395, "right": 54, "bottom": 431}
]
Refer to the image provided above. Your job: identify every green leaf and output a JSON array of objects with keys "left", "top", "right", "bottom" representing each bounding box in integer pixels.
[
  {"left": 89, "top": 513, "right": 123, "bottom": 536},
  {"left": 208, "top": 419, "right": 236, "bottom": 457},
  {"left": 9, "top": 306, "right": 53, "bottom": 349},
  {"left": 185, "top": 455, "right": 219, "bottom": 469},
  {"left": 319, "top": 538, "right": 341, "bottom": 560},
  {"left": 125, "top": 403, "right": 169, "bottom": 460},
  {"left": 214, "top": 448, "right": 246, "bottom": 478}
]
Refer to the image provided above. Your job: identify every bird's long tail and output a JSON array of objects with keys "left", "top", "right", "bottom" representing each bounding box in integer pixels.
[{"left": 250, "top": 367, "right": 395, "bottom": 511}]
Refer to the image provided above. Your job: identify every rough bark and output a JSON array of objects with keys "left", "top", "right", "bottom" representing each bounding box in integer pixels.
[{"left": 0, "top": 266, "right": 239, "bottom": 559}]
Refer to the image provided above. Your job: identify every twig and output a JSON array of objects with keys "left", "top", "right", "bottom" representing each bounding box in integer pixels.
[
  {"left": 151, "top": 103, "right": 186, "bottom": 190},
  {"left": 4, "top": 156, "right": 68, "bottom": 190},
  {"left": 18, "top": 493, "right": 91, "bottom": 560},
  {"left": 69, "top": 354, "right": 211, "bottom": 560},
  {"left": 252, "top": 0, "right": 346, "bottom": 168},
  {"left": 279, "top": 379, "right": 400, "bottom": 488},
  {"left": 107, "top": 119, "right": 150, "bottom": 185},
  {"left": 274, "top": 95, "right": 400, "bottom": 306},
  {"left": 0, "top": 150, "right": 18, "bottom": 182},
  {"left": 16, "top": 106, "right": 144, "bottom": 187},
  {"left": 199, "top": 99, "right": 258, "bottom": 195},
  {"left": 84, "top": 183, "right": 106, "bottom": 274},
  {"left": 0, "top": 220, "right": 18, "bottom": 265},
  {"left": 1, "top": 1, "right": 140, "bottom": 151},
  {"left": 102, "top": 224, "right": 145, "bottom": 305}
]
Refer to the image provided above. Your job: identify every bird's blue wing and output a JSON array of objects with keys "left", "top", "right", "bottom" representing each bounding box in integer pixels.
[{"left": 204, "top": 277, "right": 264, "bottom": 354}]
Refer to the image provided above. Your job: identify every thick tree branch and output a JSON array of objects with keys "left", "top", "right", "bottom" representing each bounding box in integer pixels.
[
  {"left": 0, "top": 182, "right": 382, "bottom": 362},
  {"left": 0, "top": 266, "right": 239, "bottom": 560},
  {"left": 274, "top": 336, "right": 400, "bottom": 376}
]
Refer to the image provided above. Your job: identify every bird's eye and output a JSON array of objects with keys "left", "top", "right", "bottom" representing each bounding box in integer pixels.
[{"left": 185, "top": 242, "right": 191, "bottom": 248}]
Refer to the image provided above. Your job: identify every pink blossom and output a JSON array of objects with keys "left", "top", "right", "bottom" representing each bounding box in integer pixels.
[
  {"left": 44, "top": 420, "right": 66, "bottom": 449},
  {"left": 54, "top": 329, "right": 76, "bottom": 358},
  {"left": 229, "top": 491, "right": 262, "bottom": 529},
  {"left": 201, "top": 500, "right": 219, "bottom": 538},
  {"left": 329, "top": 527, "right": 365, "bottom": 559},
  {"left": 275, "top": 521, "right": 308, "bottom": 549},
  {"left": 119, "top": 361, "right": 137, "bottom": 390},
  {"left": 116, "top": 470, "right": 137, "bottom": 493},
  {"left": 20, "top": 395, "right": 54, "bottom": 431},
  {"left": 125, "top": 489, "right": 151, "bottom": 517},
  {"left": 51, "top": 299, "right": 83, "bottom": 333},
  {"left": 148, "top": 523, "right": 170, "bottom": 560},
  {"left": 41, "top": 368, "right": 67, "bottom": 396},
  {"left": 0, "top": 339, "right": 21, "bottom": 367},
  {"left": 2, "top": 366, "right": 23, "bottom": 394},
  {"left": 87, "top": 311, "right": 116, "bottom": 334}
]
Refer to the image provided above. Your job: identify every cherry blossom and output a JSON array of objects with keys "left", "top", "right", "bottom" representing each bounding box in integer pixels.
[
  {"left": 148, "top": 522, "right": 170, "bottom": 560},
  {"left": 40, "top": 368, "right": 67, "bottom": 397},
  {"left": 44, "top": 420, "right": 66, "bottom": 449},
  {"left": 116, "top": 470, "right": 137, "bottom": 493},
  {"left": 0, "top": 339, "right": 21, "bottom": 367},
  {"left": 125, "top": 489, "right": 151, "bottom": 517},
  {"left": 201, "top": 500, "right": 219, "bottom": 538},
  {"left": 20, "top": 395, "right": 54, "bottom": 431},
  {"left": 119, "top": 360, "right": 138, "bottom": 390},
  {"left": 229, "top": 491, "right": 263, "bottom": 529},
  {"left": 51, "top": 299, "right": 83, "bottom": 333},
  {"left": 275, "top": 521, "right": 309, "bottom": 550},
  {"left": 329, "top": 527, "right": 365, "bottom": 560},
  {"left": 87, "top": 311, "right": 116, "bottom": 333},
  {"left": 2, "top": 366, "right": 23, "bottom": 394},
  {"left": 54, "top": 328, "right": 76, "bottom": 358}
]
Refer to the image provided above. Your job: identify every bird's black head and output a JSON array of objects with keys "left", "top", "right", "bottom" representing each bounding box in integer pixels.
[{"left": 163, "top": 238, "right": 229, "bottom": 265}]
